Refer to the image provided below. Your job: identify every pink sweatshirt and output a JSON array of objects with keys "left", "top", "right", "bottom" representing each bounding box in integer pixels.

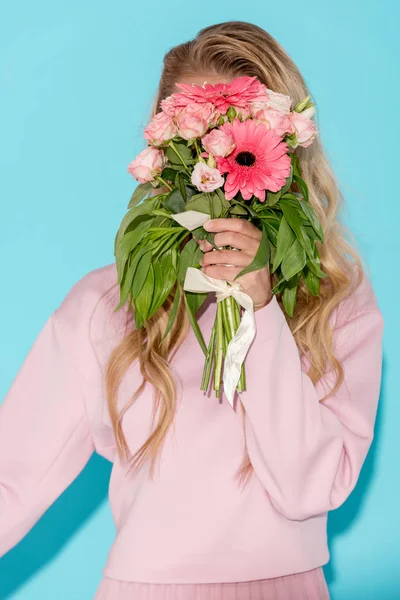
[{"left": 0, "top": 262, "right": 384, "bottom": 583}]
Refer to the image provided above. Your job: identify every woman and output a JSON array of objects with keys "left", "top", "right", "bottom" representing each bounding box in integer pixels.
[{"left": 0, "top": 21, "right": 384, "bottom": 600}]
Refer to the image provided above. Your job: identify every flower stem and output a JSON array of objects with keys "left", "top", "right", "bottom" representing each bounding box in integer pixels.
[
  {"left": 201, "top": 324, "right": 216, "bottom": 392},
  {"left": 168, "top": 141, "right": 190, "bottom": 173},
  {"left": 154, "top": 175, "right": 173, "bottom": 191},
  {"left": 214, "top": 301, "right": 224, "bottom": 397},
  {"left": 233, "top": 300, "right": 246, "bottom": 392}
]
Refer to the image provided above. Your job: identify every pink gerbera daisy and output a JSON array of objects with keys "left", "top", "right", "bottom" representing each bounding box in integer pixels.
[
  {"left": 173, "top": 76, "right": 270, "bottom": 115},
  {"left": 215, "top": 118, "right": 291, "bottom": 202}
]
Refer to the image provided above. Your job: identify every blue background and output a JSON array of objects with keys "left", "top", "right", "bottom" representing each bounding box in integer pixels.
[{"left": 0, "top": 1, "right": 398, "bottom": 599}]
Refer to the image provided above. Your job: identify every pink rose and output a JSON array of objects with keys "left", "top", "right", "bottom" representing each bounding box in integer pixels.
[
  {"left": 252, "top": 108, "right": 291, "bottom": 137},
  {"left": 127, "top": 147, "right": 166, "bottom": 183},
  {"left": 201, "top": 128, "right": 235, "bottom": 157},
  {"left": 191, "top": 162, "right": 224, "bottom": 192},
  {"left": 160, "top": 95, "right": 179, "bottom": 116},
  {"left": 288, "top": 107, "right": 317, "bottom": 148},
  {"left": 144, "top": 111, "right": 178, "bottom": 145},
  {"left": 176, "top": 102, "right": 218, "bottom": 140}
]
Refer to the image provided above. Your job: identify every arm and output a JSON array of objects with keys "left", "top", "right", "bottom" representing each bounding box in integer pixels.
[
  {"left": 0, "top": 288, "right": 98, "bottom": 557},
  {"left": 240, "top": 273, "right": 384, "bottom": 521}
]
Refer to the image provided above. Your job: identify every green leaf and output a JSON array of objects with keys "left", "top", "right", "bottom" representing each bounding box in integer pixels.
[
  {"left": 134, "top": 262, "right": 155, "bottom": 327},
  {"left": 115, "top": 257, "right": 137, "bottom": 310},
  {"left": 127, "top": 181, "right": 154, "bottom": 208},
  {"left": 307, "top": 257, "right": 328, "bottom": 279},
  {"left": 192, "top": 226, "right": 218, "bottom": 250},
  {"left": 165, "top": 142, "right": 193, "bottom": 165},
  {"left": 234, "top": 223, "right": 269, "bottom": 280},
  {"left": 298, "top": 200, "right": 324, "bottom": 242},
  {"left": 263, "top": 219, "right": 279, "bottom": 246},
  {"left": 272, "top": 216, "right": 295, "bottom": 273},
  {"left": 161, "top": 284, "right": 181, "bottom": 343},
  {"left": 294, "top": 174, "right": 309, "bottom": 202},
  {"left": 148, "top": 250, "right": 177, "bottom": 318},
  {"left": 161, "top": 167, "right": 179, "bottom": 181},
  {"left": 178, "top": 238, "right": 203, "bottom": 283},
  {"left": 185, "top": 185, "right": 196, "bottom": 203},
  {"left": 230, "top": 203, "right": 248, "bottom": 215},
  {"left": 213, "top": 188, "right": 230, "bottom": 216},
  {"left": 290, "top": 153, "right": 302, "bottom": 178},
  {"left": 280, "top": 200, "right": 315, "bottom": 260},
  {"left": 266, "top": 190, "right": 281, "bottom": 206},
  {"left": 304, "top": 264, "right": 320, "bottom": 296},
  {"left": 280, "top": 166, "right": 293, "bottom": 195},
  {"left": 184, "top": 291, "right": 207, "bottom": 355},
  {"left": 114, "top": 199, "right": 158, "bottom": 254},
  {"left": 186, "top": 290, "right": 207, "bottom": 315},
  {"left": 281, "top": 273, "right": 300, "bottom": 317},
  {"left": 154, "top": 228, "right": 186, "bottom": 258},
  {"left": 163, "top": 188, "right": 186, "bottom": 214},
  {"left": 131, "top": 250, "right": 152, "bottom": 299},
  {"left": 176, "top": 172, "right": 187, "bottom": 201},
  {"left": 185, "top": 193, "right": 210, "bottom": 214},
  {"left": 281, "top": 239, "right": 306, "bottom": 280},
  {"left": 151, "top": 209, "right": 175, "bottom": 220},
  {"left": 115, "top": 216, "right": 154, "bottom": 282}
]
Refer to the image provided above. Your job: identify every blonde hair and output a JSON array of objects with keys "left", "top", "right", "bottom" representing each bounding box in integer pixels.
[{"left": 106, "top": 21, "right": 363, "bottom": 485}]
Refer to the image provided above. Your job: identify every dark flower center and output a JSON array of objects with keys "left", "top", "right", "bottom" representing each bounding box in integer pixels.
[{"left": 235, "top": 151, "right": 256, "bottom": 167}]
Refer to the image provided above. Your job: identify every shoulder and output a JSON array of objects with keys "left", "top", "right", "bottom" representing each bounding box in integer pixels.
[{"left": 54, "top": 262, "right": 132, "bottom": 343}]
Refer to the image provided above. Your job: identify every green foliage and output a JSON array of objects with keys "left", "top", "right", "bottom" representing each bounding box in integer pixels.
[
  {"left": 127, "top": 181, "right": 154, "bottom": 208},
  {"left": 163, "top": 188, "right": 186, "bottom": 214},
  {"left": 178, "top": 238, "right": 203, "bottom": 283},
  {"left": 282, "top": 273, "right": 300, "bottom": 317},
  {"left": 272, "top": 216, "right": 295, "bottom": 273},
  {"left": 281, "top": 239, "right": 306, "bottom": 280},
  {"left": 234, "top": 223, "right": 269, "bottom": 280},
  {"left": 185, "top": 190, "right": 229, "bottom": 218},
  {"left": 184, "top": 292, "right": 207, "bottom": 355},
  {"left": 191, "top": 226, "right": 218, "bottom": 250}
]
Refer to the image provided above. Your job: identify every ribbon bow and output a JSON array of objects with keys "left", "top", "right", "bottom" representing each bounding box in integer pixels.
[{"left": 183, "top": 267, "right": 255, "bottom": 407}]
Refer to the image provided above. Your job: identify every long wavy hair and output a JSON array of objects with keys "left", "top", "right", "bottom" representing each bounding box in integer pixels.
[{"left": 106, "top": 21, "right": 363, "bottom": 485}]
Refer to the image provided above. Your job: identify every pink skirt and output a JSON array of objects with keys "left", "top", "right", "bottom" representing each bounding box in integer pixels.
[{"left": 94, "top": 567, "right": 330, "bottom": 599}]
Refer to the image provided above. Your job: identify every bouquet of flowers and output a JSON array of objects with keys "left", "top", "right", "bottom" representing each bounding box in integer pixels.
[{"left": 114, "top": 75, "right": 325, "bottom": 405}]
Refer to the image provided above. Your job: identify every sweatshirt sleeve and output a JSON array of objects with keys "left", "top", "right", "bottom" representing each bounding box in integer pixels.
[
  {"left": 0, "top": 291, "right": 97, "bottom": 557},
  {"left": 240, "top": 271, "right": 384, "bottom": 521}
]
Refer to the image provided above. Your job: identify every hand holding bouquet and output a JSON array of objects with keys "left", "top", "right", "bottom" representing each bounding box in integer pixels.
[{"left": 114, "top": 75, "right": 325, "bottom": 406}]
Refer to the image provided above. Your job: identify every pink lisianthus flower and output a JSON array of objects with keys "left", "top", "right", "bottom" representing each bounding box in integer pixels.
[
  {"left": 201, "top": 128, "right": 235, "bottom": 157},
  {"left": 127, "top": 147, "right": 166, "bottom": 183},
  {"left": 176, "top": 102, "right": 219, "bottom": 140},
  {"left": 264, "top": 89, "right": 292, "bottom": 113},
  {"left": 288, "top": 107, "right": 317, "bottom": 148},
  {"left": 173, "top": 75, "right": 270, "bottom": 115},
  {"left": 250, "top": 90, "right": 292, "bottom": 118},
  {"left": 191, "top": 162, "right": 224, "bottom": 193},
  {"left": 252, "top": 107, "right": 291, "bottom": 138},
  {"left": 215, "top": 118, "right": 291, "bottom": 201},
  {"left": 144, "top": 111, "right": 178, "bottom": 145}
]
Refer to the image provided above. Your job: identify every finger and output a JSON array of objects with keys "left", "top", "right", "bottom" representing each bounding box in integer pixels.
[
  {"left": 204, "top": 218, "right": 262, "bottom": 239},
  {"left": 196, "top": 239, "right": 214, "bottom": 252},
  {"left": 201, "top": 249, "right": 250, "bottom": 267},
  {"left": 213, "top": 232, "right": 260, "bottom": 252},
  {"left": 202, "top": 265, "right": 242, "bottom": 282}
]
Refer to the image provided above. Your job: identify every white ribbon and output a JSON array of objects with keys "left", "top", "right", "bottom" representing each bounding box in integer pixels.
[{"left": 183, "top": 267, "right": 255, "bottom": 408}]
